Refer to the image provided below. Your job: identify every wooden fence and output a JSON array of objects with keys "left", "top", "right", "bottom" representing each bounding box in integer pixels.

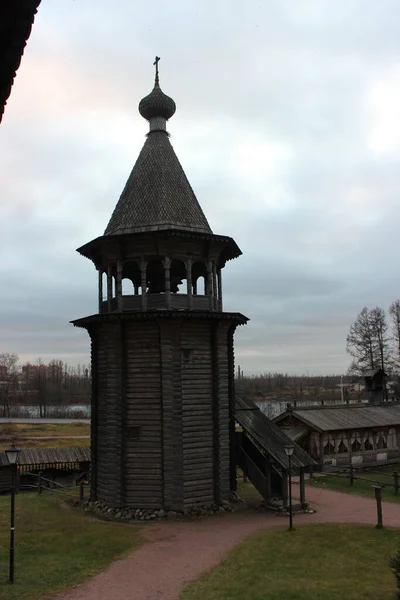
[{"left": 324, "top": 465, "right": 399, "bottom": 495}]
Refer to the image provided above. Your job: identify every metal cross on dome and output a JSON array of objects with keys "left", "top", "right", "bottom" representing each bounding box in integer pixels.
[{"left": 153, "top": 56, "right": 160, "bottom": 84}]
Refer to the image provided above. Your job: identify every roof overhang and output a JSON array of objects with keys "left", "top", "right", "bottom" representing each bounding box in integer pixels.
[
  {"left": 0, "top": 0, "right": 42, "bottom": 123},
  {"left": 71, "top": 310, "right": 249, "bottom": 329},
  {"left": 76, "top": 230, "right": 242, "bottom": 267}
]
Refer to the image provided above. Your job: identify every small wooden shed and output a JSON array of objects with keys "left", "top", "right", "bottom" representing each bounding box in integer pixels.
[
  {"left": 363, "top": 368, "right": 387, "bottom": 404},
  {"left": 0, "top": 446, "right": 90, "bottom": 493}
]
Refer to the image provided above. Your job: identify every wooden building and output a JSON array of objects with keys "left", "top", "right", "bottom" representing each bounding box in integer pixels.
[
  {"left": 72, "top": 64, "right": 248, "bottom": 511},
  {"left": 274, "top": 403, "right": 400, "bottom": 471},
  {"left": 0, "top": 446, "right": 90, "bottom": 493},
  {"left": 363, "top": 368, "right": 387, "bottom": 404}
]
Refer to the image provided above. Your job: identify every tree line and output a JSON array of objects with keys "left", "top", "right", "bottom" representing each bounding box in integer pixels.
[
  {"left": 346, "top": 300, "right": 400, "bottom": 377},
  {"left": 0, "top": 353, "right": 91, "bottom": 417},
  {"left": 235, "top": 371, "right": 350, "bottom": 398}
]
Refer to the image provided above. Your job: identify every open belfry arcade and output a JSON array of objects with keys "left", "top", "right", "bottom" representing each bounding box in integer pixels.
[{"left": 72, "top": 59, "right": 249, "bottom": 511}]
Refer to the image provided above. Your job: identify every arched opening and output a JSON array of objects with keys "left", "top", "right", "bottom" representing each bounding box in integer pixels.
[
  {"left": 122, "top": 278, "right": 135, "bottom": 295},
  {"left": 147, "top": 260, "right": 165, "bottom": 294},
  {"left": 122, "top": 261, "right": 141, "bottom": 294},
  {"left": 192, "top": 261, "right": 207, "bottom": 295},
  {"left": 112, "top": 275, "right": 116, "bottom": 298},
  {"left": 324, "top": 440, "right": 335, "bottom": 455},
  {"left": 170, "top": 259, "right": 187, "bottom": 293},
  {"left": 376, "top": 434, "right": 387, "bottom": 450},
  {"left": 363, "top": 431, "right": 374, "bottom": 450},
  {"left": 351, "top": 439, "right": 361, "bottom": 452}
]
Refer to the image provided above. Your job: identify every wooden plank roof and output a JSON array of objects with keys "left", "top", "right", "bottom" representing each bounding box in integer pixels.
[
  {"left": 235, "top": 395, "right": 315, "bottom": 469},
  {"left": 0, "top": 446, "right": 90, "bottom": 468},
  {"left": 0, "top": 0, "right": 41, "bottom": 123},
  {"left": 274, "top": 404, "right": 400, "bottom": 432}
]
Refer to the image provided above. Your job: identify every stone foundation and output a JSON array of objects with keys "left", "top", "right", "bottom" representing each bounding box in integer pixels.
[{"left": 79, "top": 499, "right": 235, "bottom": 521}]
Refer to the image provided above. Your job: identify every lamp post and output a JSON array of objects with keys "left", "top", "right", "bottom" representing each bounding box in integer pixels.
[
  {"left": 284, "top": 444, "right": 295, "bottom": 531},
  {"left": 5, "top": 442, "right": 21, "bottom": 584}
]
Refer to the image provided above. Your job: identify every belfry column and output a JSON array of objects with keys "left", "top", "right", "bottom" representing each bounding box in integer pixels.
[
  {"left": 186, "top": 258, "right": 193, "bottom": 310},
  {"left": 107, "top": 265, "right": 112, "bottom": 312},
  {"left": 217, "top": 268, "right": 223, "bottom": 311},
  {"left": 98, "top": 269, "right": 103, "bottom": 311},
  {"left": 164, "top": 257, "right": 171, "bottom": 309},
  {"left": 141, "top": 259, "right": 147, "bottom": 310},
  {"left": 212, "top": 264, "right": 218, "bottom": 311},
  {"left": 207, "top": 261, "right": 213, "bottom": 310},
  {"left": 116, "top": 260, "right": 123, "bottom": 311}
]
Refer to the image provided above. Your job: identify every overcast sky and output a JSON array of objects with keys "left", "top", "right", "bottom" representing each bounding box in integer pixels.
[{"left": 1, "top": 0, "right": 399, "bottom": 375}]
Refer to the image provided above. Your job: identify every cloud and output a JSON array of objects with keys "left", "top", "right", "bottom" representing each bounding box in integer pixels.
[{"left": 1, "top": 0, "right": 400, "bottom": 374}]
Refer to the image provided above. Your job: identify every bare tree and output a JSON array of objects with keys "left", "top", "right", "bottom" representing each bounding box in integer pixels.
[
  {"left": 346, "top": 306, "right": 390, "bottom": 377},
  {"left": 346, "top": 307, "right": 377, "bottom": 374},
  {"left": 389, "top": 300, "right": 400, "bottom": 371},
  {"left": 0, "top": 353, "right": 19, "bottom": 417},
  {"left": 370, "top": 307, "right": 390, "bottom": 371}
]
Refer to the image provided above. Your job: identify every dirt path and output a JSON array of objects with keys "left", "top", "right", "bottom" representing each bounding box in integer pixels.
[{"left": 53, "top": 484, "right": 400, "bottom": 600}]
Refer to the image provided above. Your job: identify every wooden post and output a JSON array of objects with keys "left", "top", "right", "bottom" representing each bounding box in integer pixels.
[
  {"left": 299, "top": 467, "right": 306, "bottom": 508},
  {"left": 98, "top": 269, "right": 103, "bottom": 312},
  {"left": 349, "top": 463, "right": 354, "bottom": 487},
  {"left": 217, "top": 268, "right": 222, "bottom": 311},
  {"left": 212, "top": 263, "right": 218, "bottom": 311},
  {"left": 164, "top": 257, "right": 171, "bottom": 309},
  {"left": 265, "top": 457, "right": 272, "bottom": 502},
  {"left": 207, "top": 261, "right": 213, "bottom": 311},
  {"left": 140, "top": 259, "right": 147, "bottom": 311},
  {"left": 116, "top": 260, "right": 123, "bottom": 311},
  {"left": 107, "top": 264, "right": 112, "bottom": 312},
  {"left": 38, "top": 472, "right": 42, "bottom": 495},
  {"left": 186, "top": 258, "right": 193, "bottom": 309},
  {"left": 394, "top": 472, "right": 399, "bottom": 496},
  {"left": 79, "top": 482, "right": 84, "bottom": 502},
  {"left": 373, "top": 486, "right": 383, "bottom": 529}
]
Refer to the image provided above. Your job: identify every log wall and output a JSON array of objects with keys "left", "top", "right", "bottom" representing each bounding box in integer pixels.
[{"left": 88, "top": 313, "right": 241, "bottom": 510}]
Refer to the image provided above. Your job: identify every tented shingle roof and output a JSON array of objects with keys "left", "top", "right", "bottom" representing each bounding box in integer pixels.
[{"left": 104, "top": 130, "right": 212, "bottom": 236}]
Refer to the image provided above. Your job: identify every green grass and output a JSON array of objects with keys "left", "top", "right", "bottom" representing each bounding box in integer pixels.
[
  {"left": 0, "top": 423, "right": 90, "bottom": 448},
  {"left": 310, "top": 470, "right": 400, "bottom": 503},
  {"left": 0, "top": 491, "right": 142, "bottom": 600},
  {"left": 180, "top": 524, "right": 400, "bottom": 600},
  {"left": 0, "top": 422, "right": 90, "bottom": 437}
]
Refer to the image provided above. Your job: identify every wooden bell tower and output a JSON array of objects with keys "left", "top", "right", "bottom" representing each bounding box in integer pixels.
[{"left": 72, "top": 60, "right": 248, "bottom": 511}]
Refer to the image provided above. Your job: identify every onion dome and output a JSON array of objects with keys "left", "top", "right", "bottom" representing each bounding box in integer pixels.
[
  {"left": 139, "top": 84, "right": 176, "bottom": 121},
  {"left": 139, "top": 56, "right": 176, "bottom": 121}
]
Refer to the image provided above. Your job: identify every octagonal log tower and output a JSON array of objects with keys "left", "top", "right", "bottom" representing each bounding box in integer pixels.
[{"left": 72, "top": 63, "right": 248, "bottom": 511}]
